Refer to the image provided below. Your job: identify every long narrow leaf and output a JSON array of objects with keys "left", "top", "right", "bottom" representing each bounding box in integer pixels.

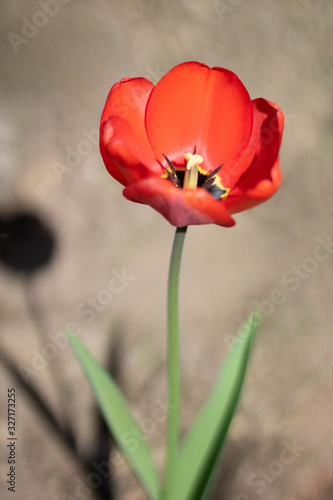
[
  {"left": 164, "top": 311, "right": 259, "bottom": 500},
  {"left": 67, "top": 331, "right": 160, "bottom": 500}
]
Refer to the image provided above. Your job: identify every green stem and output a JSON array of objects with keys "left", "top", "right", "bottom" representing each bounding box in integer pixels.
[{"left": 163, "top": 225, "right": 187, "bottom": 497}]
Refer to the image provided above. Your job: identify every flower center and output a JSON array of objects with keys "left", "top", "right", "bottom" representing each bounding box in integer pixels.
[{"left": 162, "top": 148, "right": 230, "bottom": 201}]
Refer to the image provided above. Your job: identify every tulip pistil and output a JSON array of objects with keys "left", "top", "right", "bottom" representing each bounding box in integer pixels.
[{"left": 183, "top": 152, "right": 203, "bottom": 190}]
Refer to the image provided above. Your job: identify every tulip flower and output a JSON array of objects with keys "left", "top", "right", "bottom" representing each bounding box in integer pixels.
[
  {"left": 69, "top": 62, "right": 284, "bottom": 500},
  {"left": 100, "top": 61, "right": 284, "bottom": 227}
]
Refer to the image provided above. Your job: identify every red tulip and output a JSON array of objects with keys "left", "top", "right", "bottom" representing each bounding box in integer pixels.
[{"left": 100, "top": 62, "right": 284, "bottom": 227}]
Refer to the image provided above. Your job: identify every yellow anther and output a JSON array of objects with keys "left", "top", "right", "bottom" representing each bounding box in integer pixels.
[{"left": 183, "top": 152, "right": 203, "bottom": 189}]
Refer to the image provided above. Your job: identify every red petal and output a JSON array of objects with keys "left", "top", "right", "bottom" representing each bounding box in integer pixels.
[
  {"left": 223, "top": 99, "right": 283, "bottom": 215},
  {"left": 145, "top": 61, "right": 253, "bottom": 171},
  {"left": 100, "top": 117, "right": 144, "bottom": 185},
  {"left": 225, "top": 157, "right": 281, "bottom": 214},
  {"left": 100, "top": 77, "right": 157, "bottom": 169},
  {"left": 223, "top": 98, "right": 284, "bottom": 192},
  {"left": 101, "top": 116, "right": 167, "bottom": 186},
  {"left": 123, "top": 178, "right": 235, "bottom": 227}
]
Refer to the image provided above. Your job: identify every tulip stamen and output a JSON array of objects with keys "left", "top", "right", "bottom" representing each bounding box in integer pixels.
[
  {"left": 183, "top": 152, "right": 203, "bottom": 190},
  {"left": 201, "top": 164, "right": 223, "bottom": 190},
  {"left": 162, "top": 153, "right": 181, "bottom": 187}
]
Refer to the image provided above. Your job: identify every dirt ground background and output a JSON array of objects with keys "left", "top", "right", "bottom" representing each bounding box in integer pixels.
[{"left": 0, "top": 0, "right": 333, "bottom": 499}]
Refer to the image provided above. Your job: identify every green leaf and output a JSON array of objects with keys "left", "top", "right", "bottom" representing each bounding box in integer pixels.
[
  {"left": 67, "top": 331, "right": 160, "bottom": 500},
  {"left": 163, "top": 311, "right": 259, "bottom": 500}
]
